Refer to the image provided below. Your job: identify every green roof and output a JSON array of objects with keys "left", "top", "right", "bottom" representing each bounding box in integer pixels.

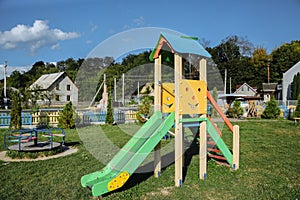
[{"left": 149, "top": 32, "right": 211, "bottom": 61}]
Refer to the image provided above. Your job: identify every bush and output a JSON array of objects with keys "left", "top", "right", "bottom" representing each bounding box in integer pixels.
[
  {"left": 261, "top": 96, "right": 280, "bottom": 119},
  {"left": 58, "top": 102, "right": 77, "bottom": 129},
  {"left": 294, "top": 94, "right": 300, "bottom": 118},
  {"left": 10, "top": 91, "right": 22, "bottom": 130},
  {"left": 105, "top": 92, "right": 114, "bottom": 125},
  {"left": 136, "top": 95, "right": 153, "bottom": 123},
  {"left": 227, "top": 100, "right": 244, "bottom": 118}
]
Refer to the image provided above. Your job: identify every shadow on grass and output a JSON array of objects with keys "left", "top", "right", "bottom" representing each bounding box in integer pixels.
[{"left": 102, "top": 151, "right": 176, "bottom": 198}]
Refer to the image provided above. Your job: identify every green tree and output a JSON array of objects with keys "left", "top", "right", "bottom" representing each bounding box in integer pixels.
[
  {"left": 261, "top": 96, "right": 281, "bottom": 119},
  {"left": 136, "top": 95, "right": 153, "bottom": 123},
  {"left": 294, "top": 95, "right": 300, "bottom": 118},
  {"left": 227, "top": 100, "right": 244, "bottom": 118},
  {"left": 58, "top": 102, "right": 76, "bottom": 129},
  {"left": 10, "top": 91, "right": 22, "bottom": 130},
  {"left": 271, "top": 40, "right": 300, "bottom": 82},
  {"left": 105, "top": 92, "right": 114, "bottom": 125}
]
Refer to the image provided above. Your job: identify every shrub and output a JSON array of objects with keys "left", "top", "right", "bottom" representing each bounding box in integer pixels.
[
  {"left": 58, "top": 102, "right": 76, "bottom": 129},
  {"left": 105, "top": 92, "right": 114, "bottom": 125},
  {"left": 227, "top": 100, "right": 244, "bottom": 118},
  {"left": 294, "top": 94, "right": 300, "bottom": 118},
  {"left": 136, "top": 95, "right": 153, "bottom": 123},
  {"left": 10, "top": 91, "right": 22, "bottom": 130},
  {"left": 261, "top": 96, "right": 280, "bottom": 119}
]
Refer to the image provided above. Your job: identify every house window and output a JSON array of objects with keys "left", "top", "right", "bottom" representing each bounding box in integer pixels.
[
  {"left": 67, "top": 95, "right": 70, "bottom": 101},
  {"left": 55, "top": 95, "right": 60, "bottom": 101},
  {"left": 67, "top": 84, "right": 71, "bottom": 91},
  {"left": 56, "top": 84, "right": 59, "bottom": 90}
]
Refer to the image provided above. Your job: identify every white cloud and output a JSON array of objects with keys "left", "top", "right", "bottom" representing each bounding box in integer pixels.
[
  {"left": 123, "top": 16, "right": 146, "bottom": 30},
  {"left": 0, "top": 64, "right": 32, "bottom": 79},
  {"left": 0, "top": 20, "right": 80, "bottom": 54},
  {"left": 50, "top": 43, "right": 60, "bottom": 50},
  {"left": 133, "top": 16, "right": 145, "bottom": 27}
]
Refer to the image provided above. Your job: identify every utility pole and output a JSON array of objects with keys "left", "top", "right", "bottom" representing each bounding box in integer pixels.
[
  {"left": 114, "top": 78, "right": 117, "bottom": 102},
  {"left": 224, "top": 68, "right": 227, "bottom": 94},
  {"left": 3, "top": 61, "right": 7, "bottom": 109},
  {"left": 4, "top": 61, "right": 7, "bottom": 98},
  {"left": 267, "top": 64, "right": 270, "bottom": 83},
  {"left": 122, "top": 73, "right": 125, "bottom": 106}
]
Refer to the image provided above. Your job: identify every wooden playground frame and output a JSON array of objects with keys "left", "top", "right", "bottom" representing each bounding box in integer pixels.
[{"left": 151, "top": 32, "right": 240, "bottom": 187}]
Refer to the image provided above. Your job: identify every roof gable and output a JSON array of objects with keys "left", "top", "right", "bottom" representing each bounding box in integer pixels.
[
  {"left": 149, "top": 32, "right": 211, "bottom": 61},
  {"left": 30, "top": 72, "right": 65, "bottom": 90},
  {"left": 234, "top": 83, "right": 257, "bottom": 94}
]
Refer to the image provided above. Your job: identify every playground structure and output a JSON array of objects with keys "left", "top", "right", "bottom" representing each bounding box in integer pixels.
[
  {"left": 4, "top": 128, "right": 66, "bottom": 152},
  {"left": 81, "top": 32, "right": 240, "bottom": 197}
]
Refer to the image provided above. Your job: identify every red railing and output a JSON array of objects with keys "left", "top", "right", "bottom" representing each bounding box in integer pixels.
[{"left": 207, "top": 91, "right": 233, "bottom": 133}]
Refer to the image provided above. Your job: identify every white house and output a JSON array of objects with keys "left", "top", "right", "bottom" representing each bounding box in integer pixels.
[
  {"left": 29, "top": 72, "right": 78, "bottom": 106},
  {"left": 234, "top": 83, "right": 257, "bottom": 96}
]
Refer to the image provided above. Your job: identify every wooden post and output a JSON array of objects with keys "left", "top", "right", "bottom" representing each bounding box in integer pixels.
[
  {"left": 199, "top": 58, "right": 207, "bottom": 180},
  {"left": 154, "top": 55, "right": 162, "bottom": 177},
  {"left": 233, "top": 125, "right": 240, "bottom": 170},
  {"left": 175, "top": 54, "right": 183, "bottom": 187},
  {"left": 199, "top": 121, "right": 207, "bottom": 180}
]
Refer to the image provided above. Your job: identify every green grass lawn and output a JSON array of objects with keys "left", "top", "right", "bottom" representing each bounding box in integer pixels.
[{"left": 0, "top": 120, "right": 300, "bottom": 199}]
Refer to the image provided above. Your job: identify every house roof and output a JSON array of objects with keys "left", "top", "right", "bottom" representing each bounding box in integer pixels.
[
  {"left": 149, "top": 32, "right": 211, "bottom": 61},
  {"left": 30, "top": 72, "right": 65, "bottom": 90},
  {"left": 262, "top": 83, "right": 277, "bottom": 92},
  {"left": 234, "top": 83, "right": 257, "bottom": 94}
]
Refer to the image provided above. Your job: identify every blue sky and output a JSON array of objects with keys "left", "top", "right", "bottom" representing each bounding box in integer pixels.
[{"left": 0, "top": 0, "right": 299, "bottom": 75}]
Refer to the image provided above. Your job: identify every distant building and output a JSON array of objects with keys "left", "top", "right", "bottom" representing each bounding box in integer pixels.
[
  {"left": 262, "top": 83, "right": 277, "bottom": 102},
  {"left": 282, "top": 61, "right": 300, "bottom": 104},
  {"left": 234, "top": 83, "right": 257, "bottom": 96},
  {"left": 29, "top": 72, "right": 78, "bottom": 106}
]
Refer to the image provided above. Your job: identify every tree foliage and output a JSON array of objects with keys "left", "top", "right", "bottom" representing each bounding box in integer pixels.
[
  {"left": 58, "top": 102, "right": 76, "bottom": 129},
  {"left": 136, "top": 95, "right": 153, "bottom": 123},
  {"left": 294, "top": 95, "right": 300, "bottom": 118},
  {"left": 105, "top": 92, "right": 114, "bottom": 125},
  {"left": 261, "top": 96, "right": 281, "bottom": 119},
  {"left": 10, "top": 91, "right": 22, "bottom": 130},
  {"left": 291, "top": 73, "right": 300, "bottom": 100},
  {"left": 227, "top": 100, "right": 244, "bottom": 118}
]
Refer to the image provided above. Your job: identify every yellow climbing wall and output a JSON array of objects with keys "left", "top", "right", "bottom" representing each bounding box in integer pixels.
[
  {"left": 162, "top": 83, "right": 175, "bottom": 113},
  {"left": 161, "top": 80, "right": 207, "bottom": 114},
  {"left": 179, "top": 80, "right": 207, "bottom": 114}
]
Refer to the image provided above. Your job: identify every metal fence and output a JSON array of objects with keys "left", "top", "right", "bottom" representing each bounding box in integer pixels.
[
  {"left": 82, "top": 110, "right": 127, "bottom": 124},
  {"left": 0, "top": 112, "right": 33, "bottom": 126}
]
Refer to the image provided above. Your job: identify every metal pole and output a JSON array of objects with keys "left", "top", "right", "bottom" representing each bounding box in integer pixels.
[
  {"left": 137, "top": 81, "right": 140, "bottom": 104},
  {"left": 114, "top": 78, "right": 117, "bottom": 102},
  {"left": 224, "top": 68, "right": 227, "bottom": 94},
  {"left": 229, "top": 77, "right": 232, "bottom": 94},
  {"left": 4, "top": 61, "right": 7, "bottom": 98},
  {"left": 122, "top": 73, "right": 125, "bottom": 106}
]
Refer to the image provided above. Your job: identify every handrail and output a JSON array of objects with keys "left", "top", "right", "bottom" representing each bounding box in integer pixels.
[{"left": 207, "top": 91, "right": 233, "bottom": 133}]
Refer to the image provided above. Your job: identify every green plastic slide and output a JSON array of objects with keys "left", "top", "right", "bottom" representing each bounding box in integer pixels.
[
  {"left": 81, "top": 111, "right": 175, "bottom": 196},
  {"left": 206, "top": 119, "right": 233, "bottom": 166}
]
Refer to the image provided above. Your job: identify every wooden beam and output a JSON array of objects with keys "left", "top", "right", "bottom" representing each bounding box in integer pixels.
[
  {"left": 154, "top": 55, "right": 162, "bottom": 177},
  {"left": 199, "top": 58, "right": 207, "bottom": 180},
  {"left": 199, "top": 58, "right": 207, "bottom": 81},
  {"left": 232, "top": 125, "right": 240, "bottom": 170},
  {"left": 199, "top": 120, "right": 207, "bottom": 179},
  {"left": 175, "top": 53, "right": 183, "bottom": 187}
]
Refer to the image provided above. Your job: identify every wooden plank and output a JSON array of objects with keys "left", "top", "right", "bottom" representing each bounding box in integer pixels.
[
  {"left": 154, "top": 55, "right": 162, "bottom": 178},
  {"left": 175, "top": 54, "right": 183, "bottom": 187},
  {"left": 232, "top": 125, "right": 240, "bottom": 170}
]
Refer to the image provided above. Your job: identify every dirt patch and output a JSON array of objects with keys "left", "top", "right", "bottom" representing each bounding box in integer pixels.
[{"left": 0, "top": 146, "right": 78, "bottom": 162}]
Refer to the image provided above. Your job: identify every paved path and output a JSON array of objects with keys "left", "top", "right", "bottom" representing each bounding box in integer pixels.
[{"left": 0, "top": 146, "right": 78, "bottom": 162}]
